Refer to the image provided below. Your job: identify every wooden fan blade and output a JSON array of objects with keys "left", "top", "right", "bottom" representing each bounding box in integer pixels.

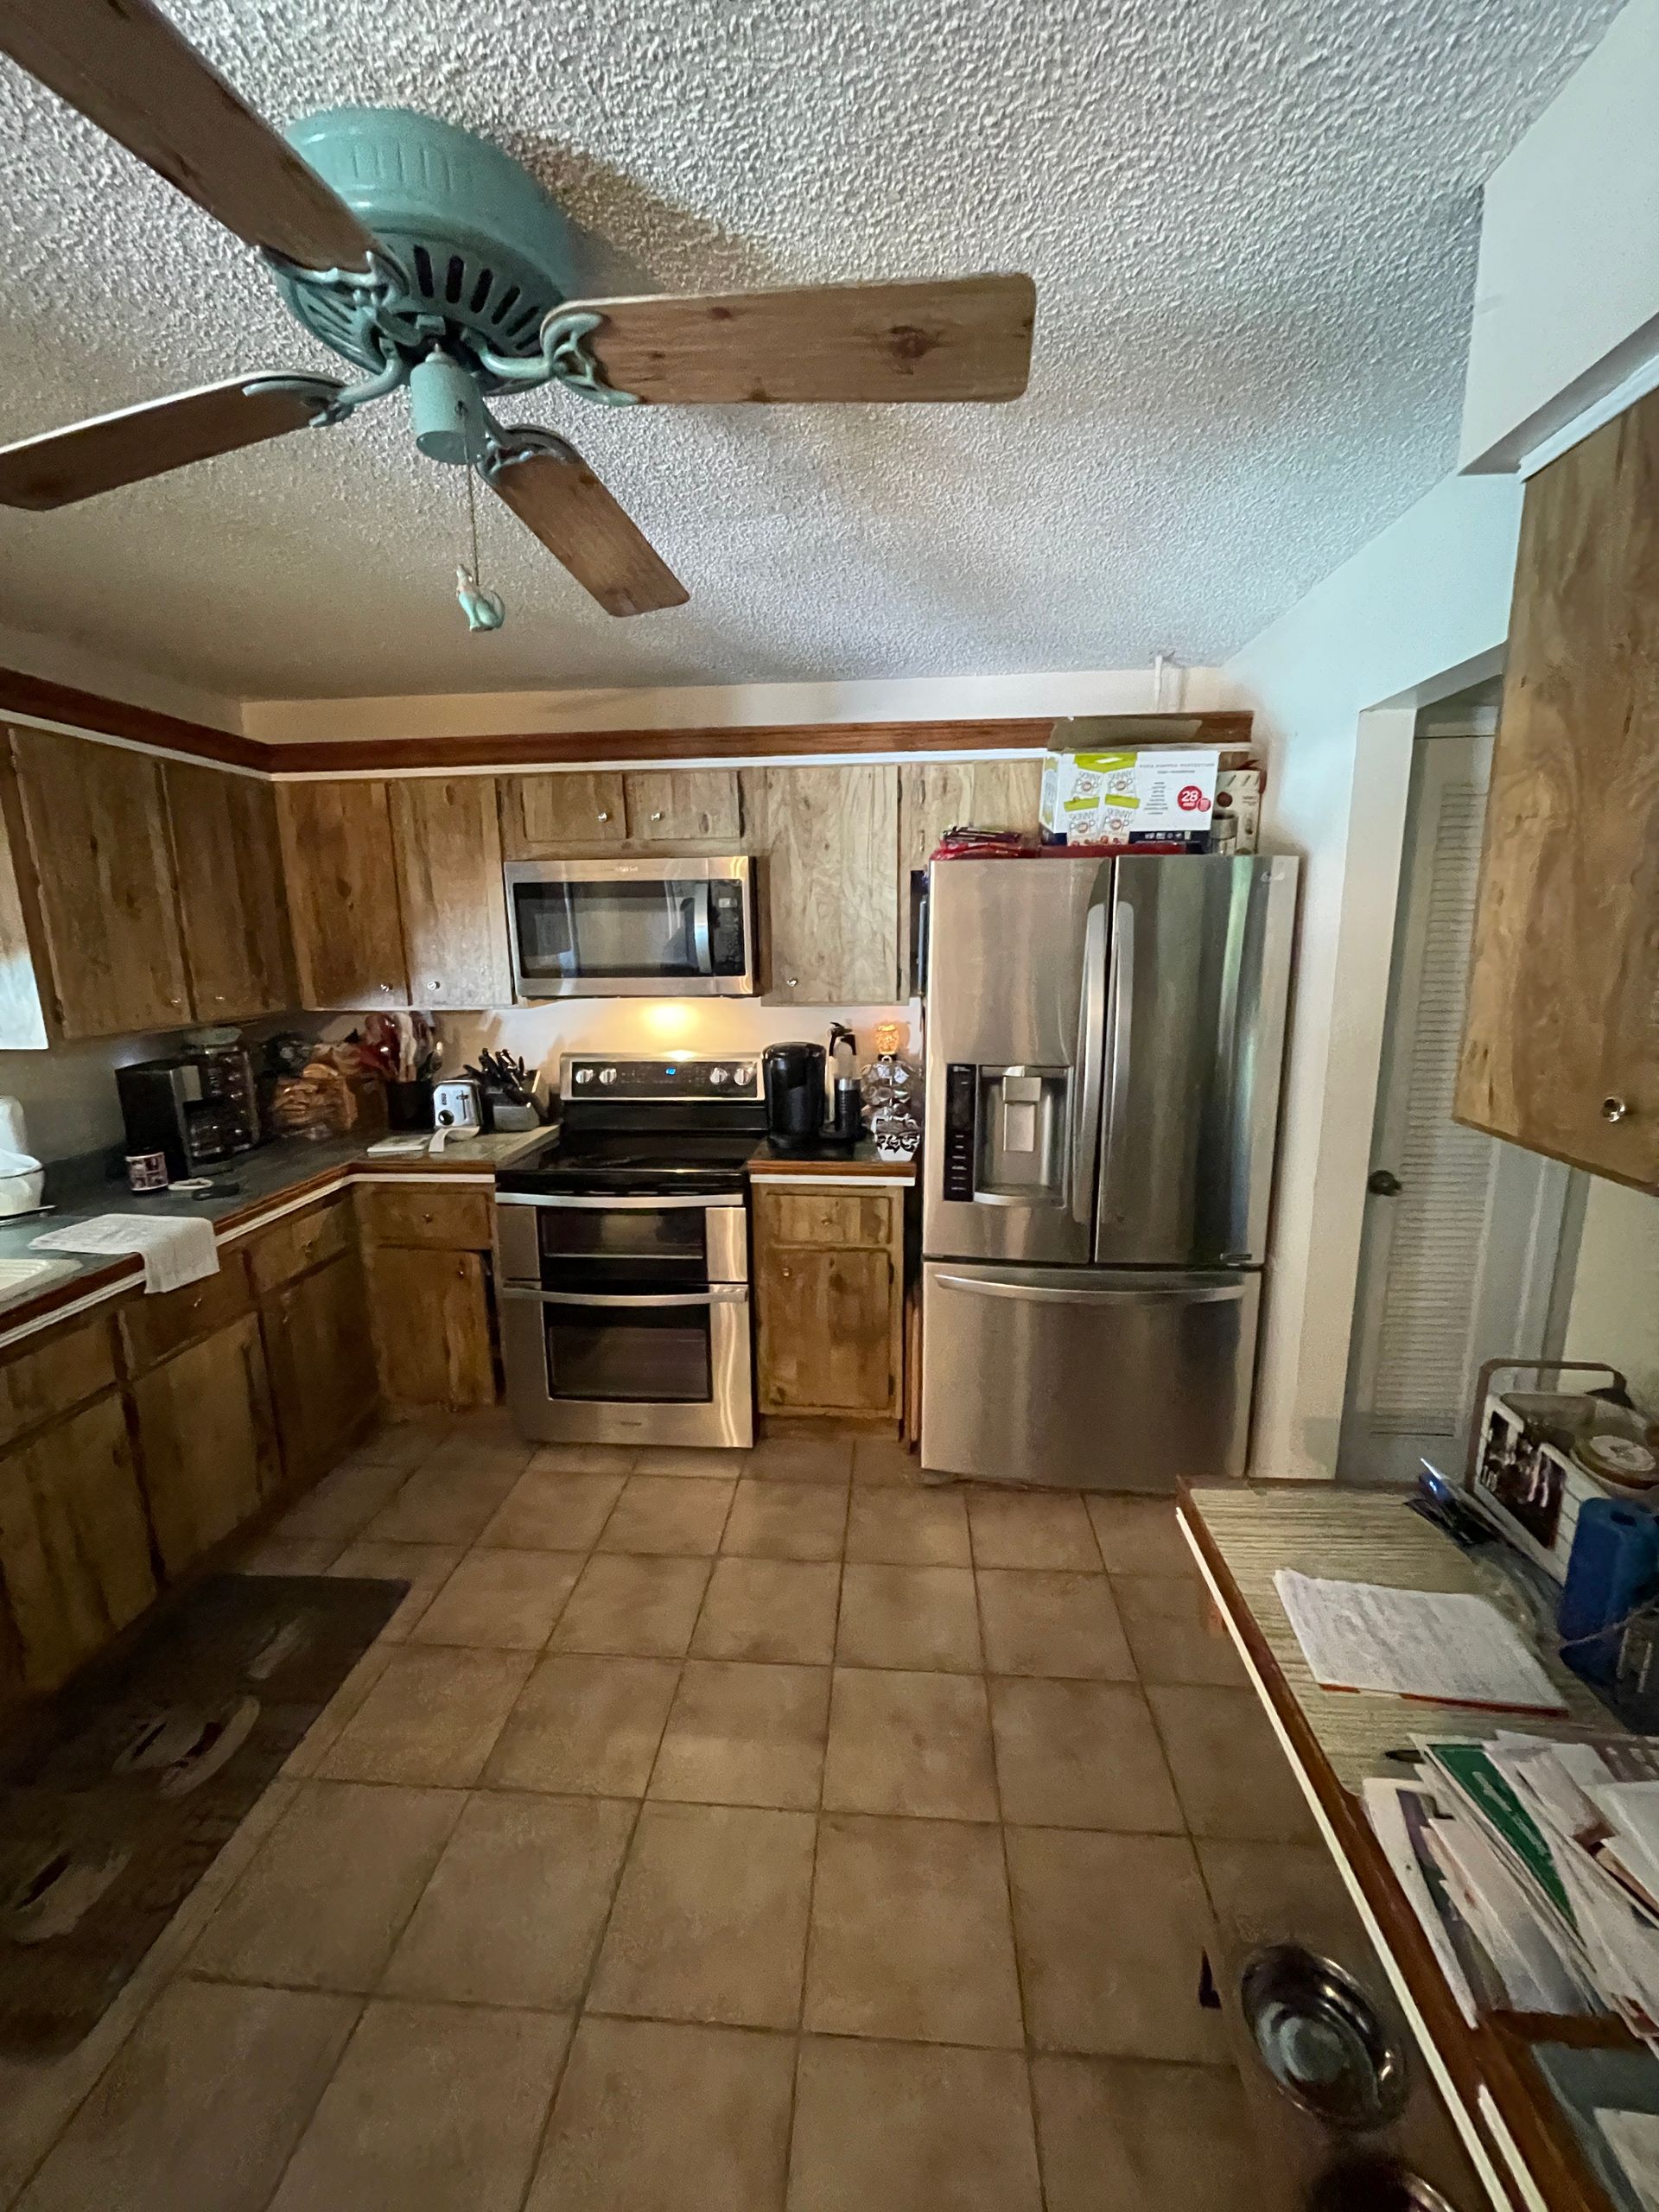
[
  {"left": 557, "top": 273, "right": 1036, "bottom": 405},
  {"left": 0, "top": 0, "right": 379, "bottom": 273},
  {"left": 0, "top": 374, "right": 343, "bottom": 509},
  {"left": 484, "top": 434, "right": 689, "bottom": 618}
]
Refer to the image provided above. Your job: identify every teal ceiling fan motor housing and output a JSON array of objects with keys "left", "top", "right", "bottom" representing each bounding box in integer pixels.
[{"left": 275, "top": 107, "right": 579, "bottom": 378}]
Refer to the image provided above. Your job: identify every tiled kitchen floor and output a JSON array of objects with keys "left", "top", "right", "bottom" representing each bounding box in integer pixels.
[{"left": 2, "top": 1413, "right": 1317, "bottom": 2212}]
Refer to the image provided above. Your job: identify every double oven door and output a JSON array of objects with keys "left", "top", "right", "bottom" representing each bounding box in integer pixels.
[{"left": 496, "top": 1188, "right": 753, "bottom": 1448}]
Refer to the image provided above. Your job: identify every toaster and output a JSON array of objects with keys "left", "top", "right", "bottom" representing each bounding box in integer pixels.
[{"left": 432, "top": 1078, "right": 485, "bottom": 1135}]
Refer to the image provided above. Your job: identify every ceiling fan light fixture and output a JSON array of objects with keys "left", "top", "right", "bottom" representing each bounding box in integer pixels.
[{"left": 409, "top": 352, "right": 488, "bottom": 464}]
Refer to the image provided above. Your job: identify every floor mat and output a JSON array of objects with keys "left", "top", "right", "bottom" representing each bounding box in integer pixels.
[{"left": 0, "top": 1572, "right": 404, "bottom": 2057}]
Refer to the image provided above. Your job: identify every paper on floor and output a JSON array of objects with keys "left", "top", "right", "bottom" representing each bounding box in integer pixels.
[
  {"left": 1274, "top": 1570, "right": 1567, "bottom": 1714},
  {"left": 31, "top": 1212, "right": 219, "bottom": 1294}
]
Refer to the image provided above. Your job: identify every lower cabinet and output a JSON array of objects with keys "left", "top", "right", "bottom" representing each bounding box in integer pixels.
[
  {"left": 753, "top": 1184, "right": 905, "bottom": 1420},
  {"left": 130, "top": 1313, "right": 280, "bottom": 1576},
  {"left": 263, "top": 1247, "right": 378, "bottom": 1489},
  {"left": 363, "top": 1245, "right": 495, "bottom": 1408}
]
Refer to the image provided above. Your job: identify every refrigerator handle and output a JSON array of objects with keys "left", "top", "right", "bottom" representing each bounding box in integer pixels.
[
  {"left": 934, "top": 1273, "right": 1248, "bottom": 1306},
  {"left": 1098, "top": 895, "right": 1135, "bottom": 1218},
  {"left": 1070, "top": 900, "right": 1109, "bottom": 1225}
]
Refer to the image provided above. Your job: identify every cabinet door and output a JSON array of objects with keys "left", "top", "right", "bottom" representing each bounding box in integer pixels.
[
  {"left": 756, "top": 1241, "right": 896, "bottom": 1414},
  {"left": 264, "top": 1249, "right": 378, "bottom": 1489},
  {"left": 500, "top": 772, "right": 627, "bottom": 853},
  {"left": 625, "top": 770, "right": 741, "bottom": 842},
  {"left": 276, "top": 779, "right": 409, "bottom": 1010},
  {"left": 132, "top": 1313, "right": 279, "bottom": 1576},
  {"left": 10, "top": 727, "right": 191, "bottom": 1037},
  {"left": 390, "top": 775, "right": 512, "bottom": 1011},
  {"left": 166, "top": 760, "right": 295, "bottom": 1020},
  {"left": 1457, "top": 390, "right": 1659, "bottom": 1186},
  {"left": 745, "top": 766, "right": 899, "bottom": 1003},
  {"left": 364, "top": 1245, "right": 496, "bottom": 1408},
  {"left": 898, "top": 760, "right": 1042, "bottom": 984},
  {"left": 0, "top": 1393, "right": 158, "bottom": 1691}
]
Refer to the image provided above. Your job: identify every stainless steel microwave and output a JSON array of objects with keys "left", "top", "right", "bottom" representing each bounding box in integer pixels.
[{"left": 504, "top": 856, "right": 756, "bottom": 999}]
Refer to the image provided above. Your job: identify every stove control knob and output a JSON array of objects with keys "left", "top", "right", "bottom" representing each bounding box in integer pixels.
[
  {"left": 733, "top": 1065, "right": 754, "bottom": 1086},
  {"left": 709, "top": 1065, "right": 730, "bottom": 1087},
  {"left": 574, "top": 1067, "right": 594, "bottom": 1086},
  {"left": 597, "top": 1065, "right": 618, "bottom": 1087}
]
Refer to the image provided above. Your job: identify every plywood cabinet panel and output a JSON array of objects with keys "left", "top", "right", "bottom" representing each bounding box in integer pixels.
[
  {"left": 364, "top": 1245, "right": 495, "bottom": 1408},
  {"left": 131, "top": 1314, "right": 278, "bottom": 1576},
  {"left": 245, "top": 1193, "right": 355, "bottom": 1296},
  {"left": 357, "top": 1182, "right": 493, "bottom": 1250},
  {"left": 753, "top": 1182, "right": 904, "bottom": 1418},
  {"left": 745, "top": 766, "right": 899, "bottom": 1003},
  {"left": 760, "top": 1190, "right": 896, "bottom": 1250},
  {"left": 263, "top": 1246, "right": 378, "bottom": 1489},
  {"left": 0, "top": 1317, "right": 117, "bottom": 1454},
  {"left": 500, "top": 772, "right": 626, "bottom": 854},
  {"left": 9, "top": 727, "right": 190, "bottom": 1037},
  {"left": 276, "top": 779, "right": 408, "bottom": 1010},
  {"left": 390, "top": 775, "right": 512, "bottom": 1011},
  {"left": 1456, "top": 388, "right": 1659, "bottom": 1185},
  {"left": 117, "top": 1254, "right": 252, "bottom": 1376},
  {"left": 166, "top": 760, "right": 295, "bottom": 1020},
  {"left": 625, "top": 770, "right": 741, "bottom": 842}
]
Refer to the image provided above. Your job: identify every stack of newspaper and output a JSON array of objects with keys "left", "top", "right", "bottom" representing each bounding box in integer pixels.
[{"left": 1365, "top": 1732, "right": 1659, "bottom": 2046}]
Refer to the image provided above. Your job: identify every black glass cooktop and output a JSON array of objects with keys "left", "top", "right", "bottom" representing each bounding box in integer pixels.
[{"left": 497, "top": 1127, "right": 764, "bottom": 1197}]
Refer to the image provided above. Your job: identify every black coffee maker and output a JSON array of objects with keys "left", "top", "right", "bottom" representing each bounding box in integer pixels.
[{"left": 761, "top": 1040, "right": 826, "bottom": 1151}]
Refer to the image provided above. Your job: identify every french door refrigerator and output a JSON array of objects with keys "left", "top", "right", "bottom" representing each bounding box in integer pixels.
[{"left": 920, "top": 852, "right": 1298, "bottom": 1491}]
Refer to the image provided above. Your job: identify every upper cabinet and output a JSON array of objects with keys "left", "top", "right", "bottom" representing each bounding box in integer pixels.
[
  {"left": 390, "top": 776, "right": 512, "bottom": 1013},
  {"left": 165, "top": 760, "right": 295, "bottom": 1022},
  {"left": 625, "top": 770, "right": 741, "bottom": 842},
  {"left": 744, "top": 766, "right": 900, "bottom": 1003},
  {"left": 501, "top": 772, "right": 626, "bottom": 854},
  {"left": 1457, "top": 387, "right": 1659, "bottom": 1187},
  {"left": 276, "top": 779, "right": 410, "bottom": 1011},
  {"left": 897, "top": 760, "right": 1043, "bottom": 988}
]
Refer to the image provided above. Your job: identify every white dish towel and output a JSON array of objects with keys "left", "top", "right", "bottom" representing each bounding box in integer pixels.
[{"left": 31, "top": 1213, "right": 220, "bottom": 1294}]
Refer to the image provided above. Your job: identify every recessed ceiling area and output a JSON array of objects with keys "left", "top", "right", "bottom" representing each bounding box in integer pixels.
[{"left": 0, "top": 0, "right": 1620, "bottom": 702}]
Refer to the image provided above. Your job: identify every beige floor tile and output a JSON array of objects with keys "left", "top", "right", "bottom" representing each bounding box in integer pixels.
[
  {"left": 485, "top": 1653, "right": 680, "bottom": 1796},
  {"left": 428, "top": 1434, "right": 537, "bottom": 1479},
  {"left": 362, "top": 1458, "right": 524, "bottom": 1545},
  {"left": 1113, "top": 1574, "right": 1247, "bottom": 1687},
  {"left": 525, "top": 2016, "right": 794, "bottom": 2212},
  {"left": 989, "top": 1679, "right": 1183, "bottom": 1832},
  {"left": 589, "top": 1802, "right": 815, "bottom": 2029},
  {"left": 745, "top": 1435, "right": 854, "bottom": 1485},
  {"left": 692, "top": 1557, "right": 842, "bottom": 1663},
  {"left": 318, "top": 1645, "right": 533, "bottom": 1787},
  {"left": 1006, "top": 1827, "right": 1227, "bottom": 2061},
  {"left": 845, "top": 1487, "right": 970, "bottom": 1566},
  {"left": 1086, "top": 1493, "right": 1194, "bottom": 1574},
  {"left": 1032, "top": 2054, "right": 1251, "bottom": 2212},
  {"left": 268, "top": 1998, "right": 569, "bottom": 2212},
  {"left": 352, "top": 1417, "right": 451, "bottom": 1471},
  {"left": 976, "top": 1569, "right": 1135, "bottom": 1680},
  {"left": 410, "top": 1547, "right": 583, "bottom": 1649},
  {"left": 526, "top": 1441, "right": 639, "bottom": 1475},
  {"left": 789, "top": 2037, "right": 1041, "bottom": 2212},
  {"left": 597, "top": 1472, "right": 735, "bottom": 1554},
  {"left": 282, "top": 1643, "right": 397, "bottom": 1780},
  {"left": 836, "top": 1563, "right": 982, "bottom": 1671},
  {"left": 16, "top": 1979, "right": 359, "bottom": 2212},
  {"left": 850, "top": 1435, "right": 929, "bottom": 1486},
  {"left": 238, "top": 1535, "right": 342, "bottom": 1575},
  {"left": 651, "top": 1661, "right": 830, "bottom": 1810},
  {"left": 1145, "top": 1683, "right": 1317, "bottom": 1841},
  {"left": 822, "top": 1667, "right": 998, "bottom": 1821},
  {"left": 549, "top": 1551, "right": 712, "bottom": 1657},
  {"left": 327, "top": 1539, "right": 466, "bottom": 1641},
  {"left": 478, "top": 1467, "right": 627, "bottom": 1550},
  {"left": 632, "top": 1444, "right": 753, "bottom": 1478},
  {"left": 190, "top": 1780, "right": 463, "bottom": 1990},
  {"left": 276, "top": 1454, "right": 414, "bottom": 1546},
  {"left": 722, "top": 1478, "right": 849, "bottom": 1561},
  {"left": 382, "top": 1792, "right": 634, "bottom": 2010},
  {"left": 967, "top": 1489, "right": 1103, "bottom": 1570},
  {"left": 805, "top": 1813, "right": 1023, "bottom": 2046}
]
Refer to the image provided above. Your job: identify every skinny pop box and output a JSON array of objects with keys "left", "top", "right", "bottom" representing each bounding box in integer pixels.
[{"left": 1039, "top": 746, "right": 1221, "bottom": 850}]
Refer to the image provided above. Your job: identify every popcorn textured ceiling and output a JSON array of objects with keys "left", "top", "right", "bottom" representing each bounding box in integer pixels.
[{"left": 0, "top": 0, "right": 1619, "bottom": 702}]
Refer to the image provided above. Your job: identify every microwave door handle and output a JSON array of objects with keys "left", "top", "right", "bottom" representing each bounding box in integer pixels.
[
  {"left": 1099, "top": 895, "right": 1135, "bottom": 1219},
  {"left": 690, "top": 884, "right": 713, "bottom": 976},
  {"left": 1070, "top": 901, "right": 1109, "bottom": 1225}
]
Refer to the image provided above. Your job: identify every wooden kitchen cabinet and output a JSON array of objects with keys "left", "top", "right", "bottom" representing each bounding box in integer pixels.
[
  {"left": 390, "top": 774, "right": 512, "bottom": 1011},
  {"left": 625, "top": 770, "right": 741, "bottom": 842},
  {"left": 130, "top": 1313, "right": 279, "bottom": 1577},
  {"left": 1456, "top": 387, "right": 1659, "bottom": 1186},
  {"left": 500, "top": 772, "right": 626, "bottom": 853},
  {"left": 363, "top": 1245, "right": 495, "bottom": 1408},
  {"left": 743, "top": 766, "right": 900, "bottom": 1003},
  {"left": 753, "top": 1182, "right": 904, "bottom": 1420},
  {"left": 165, "top": 759, "right": 296, "bottom": 1020},
  {"left": 261, "top": 1244, "right": 378, "bottom": 1489},
  {"left": 3, "top": 726, "right": 191, "bottom": 1039},
  {"left": 898, "top": 760, "right": 1042, "bottom": 984},
  {"left": 276, "top": 778, "right": 409, "bottom": 1010}
]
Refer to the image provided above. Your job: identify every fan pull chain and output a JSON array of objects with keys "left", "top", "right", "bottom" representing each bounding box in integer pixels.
[{"left": 454, "top": 396, "right": 505, "bottom": 632}]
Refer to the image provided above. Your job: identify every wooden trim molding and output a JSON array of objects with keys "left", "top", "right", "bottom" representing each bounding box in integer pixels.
[{"left": 0, "top": 666, "right": 265, "bottom": 771}]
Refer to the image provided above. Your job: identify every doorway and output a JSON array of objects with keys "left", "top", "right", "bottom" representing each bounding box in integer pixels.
[{"left": 1338, "top": 710, "right": 1574, "bottom": 1484}]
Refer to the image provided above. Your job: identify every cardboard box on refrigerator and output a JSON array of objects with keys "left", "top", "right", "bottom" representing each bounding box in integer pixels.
[{"left": 1039, "top": 746, "right": 1221, "bottom": 850}]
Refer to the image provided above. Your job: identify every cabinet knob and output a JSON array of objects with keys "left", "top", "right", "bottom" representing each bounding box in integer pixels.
[
  {"left": 786, "top": 976, "right": 798, "bottom": 990},
  {"left": 650, "top": 810, "right": 664, "bottom": 823},
  {"left": 429, "top": 979, "right": 442, "bottom": 990},
  {"left": 1602, "top": 1096, "right": 1631, "bottom": 1123},
  {"left": 596, "top": 810, "right": 609, "bottom": 823},
  {"left": 379, "top": 982, "right": 392, "bottom": 995},
  {"left": 781, "top": 1266, "right": 791, "bottom": 1280}
]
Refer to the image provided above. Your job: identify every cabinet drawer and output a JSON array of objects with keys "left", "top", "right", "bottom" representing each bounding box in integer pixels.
[
  {"left": 245, "top": 1195, "right": 355, "bottom": 1295},
  {"left": 116, "top": 1252, "right": 251, "bottom": 1375},
  {"left": 356, "top": 1183, "right": 494, "bottom": 1250},
  {"left": 0, "top": 1317, "right": 118, "bottom": 1453},
  {"left": 755, "top": 1188, "right": 896, "bottom": 1250}
]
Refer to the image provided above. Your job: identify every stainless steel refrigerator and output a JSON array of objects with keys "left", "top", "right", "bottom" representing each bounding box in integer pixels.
[{"left": 920, "top": 853, "right": 1299, "bottom": 1491}]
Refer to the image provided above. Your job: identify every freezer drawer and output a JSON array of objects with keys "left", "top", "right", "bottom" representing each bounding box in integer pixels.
[{"left": 919, "top": 1261, "right": 1260, "bottom": 1491}]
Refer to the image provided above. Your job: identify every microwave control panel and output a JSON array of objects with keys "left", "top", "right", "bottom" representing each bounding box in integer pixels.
[{"left": 709, "top": 879, "right": 748, "bottom": 975}]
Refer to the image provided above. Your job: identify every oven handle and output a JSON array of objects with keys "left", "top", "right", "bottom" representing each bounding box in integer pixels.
[
  {"left": 501, "top": 1285, "right": 748, "bottom": 1307},
  {"left": 496, "top": 1192, "right": 745, "bottom": 1211}
]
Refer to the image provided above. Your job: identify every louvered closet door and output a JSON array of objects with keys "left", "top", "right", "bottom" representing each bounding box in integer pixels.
[{"left": 1340, "top": 734, "right": 1571, "bottom": 1485}]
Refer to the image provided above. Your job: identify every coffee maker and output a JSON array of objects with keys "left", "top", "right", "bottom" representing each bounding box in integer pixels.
[
  {"left": 118, "top": 1048, "right": 260, "bottom": 1180},
  {"left": 761, "top": 1040, "right": 826, "bottom": 1151}
]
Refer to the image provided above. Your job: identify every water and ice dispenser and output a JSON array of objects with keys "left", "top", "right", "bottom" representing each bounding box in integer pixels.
[{"left": 941, "top": 1062, "right": 1071, "bottom": 1205}]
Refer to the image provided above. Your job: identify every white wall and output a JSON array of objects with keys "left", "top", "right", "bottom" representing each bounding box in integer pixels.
[
  {"left": 0, "top": 616, "right": 242, "bottom": 737},
  {"left": 1565, "top": 1180, "right": 1659, "bottom": 1417},
  {"left": 1224, "top": 471, "right": 1524, "bottom": 1479}
]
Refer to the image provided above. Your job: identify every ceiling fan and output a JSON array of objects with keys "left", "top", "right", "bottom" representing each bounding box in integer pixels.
[{"left": 0, "top": 1, "right": 1037, "bottom": 625}]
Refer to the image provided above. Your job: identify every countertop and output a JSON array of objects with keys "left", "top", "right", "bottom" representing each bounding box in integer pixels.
[{"left": 747, "top": 1139, "right": 916, "bottom": 1178}]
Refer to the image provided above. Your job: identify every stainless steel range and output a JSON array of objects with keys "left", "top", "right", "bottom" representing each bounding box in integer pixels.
[{"left": 495, "top": 1055, "right": 765, "bottom": 1448}]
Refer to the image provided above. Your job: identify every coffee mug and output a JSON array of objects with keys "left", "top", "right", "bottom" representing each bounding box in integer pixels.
[{"left": 125, "top": 1151, "right": 168, "bottom": 1192}]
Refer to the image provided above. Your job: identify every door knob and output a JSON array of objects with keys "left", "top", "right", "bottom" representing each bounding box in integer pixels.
[
  {"left": 1367, "top": 1169, "right": 1402, "bottom": 1197},
  {"left": 1602, "top": 1096, "right": 1630, "bottom": 1123}
]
